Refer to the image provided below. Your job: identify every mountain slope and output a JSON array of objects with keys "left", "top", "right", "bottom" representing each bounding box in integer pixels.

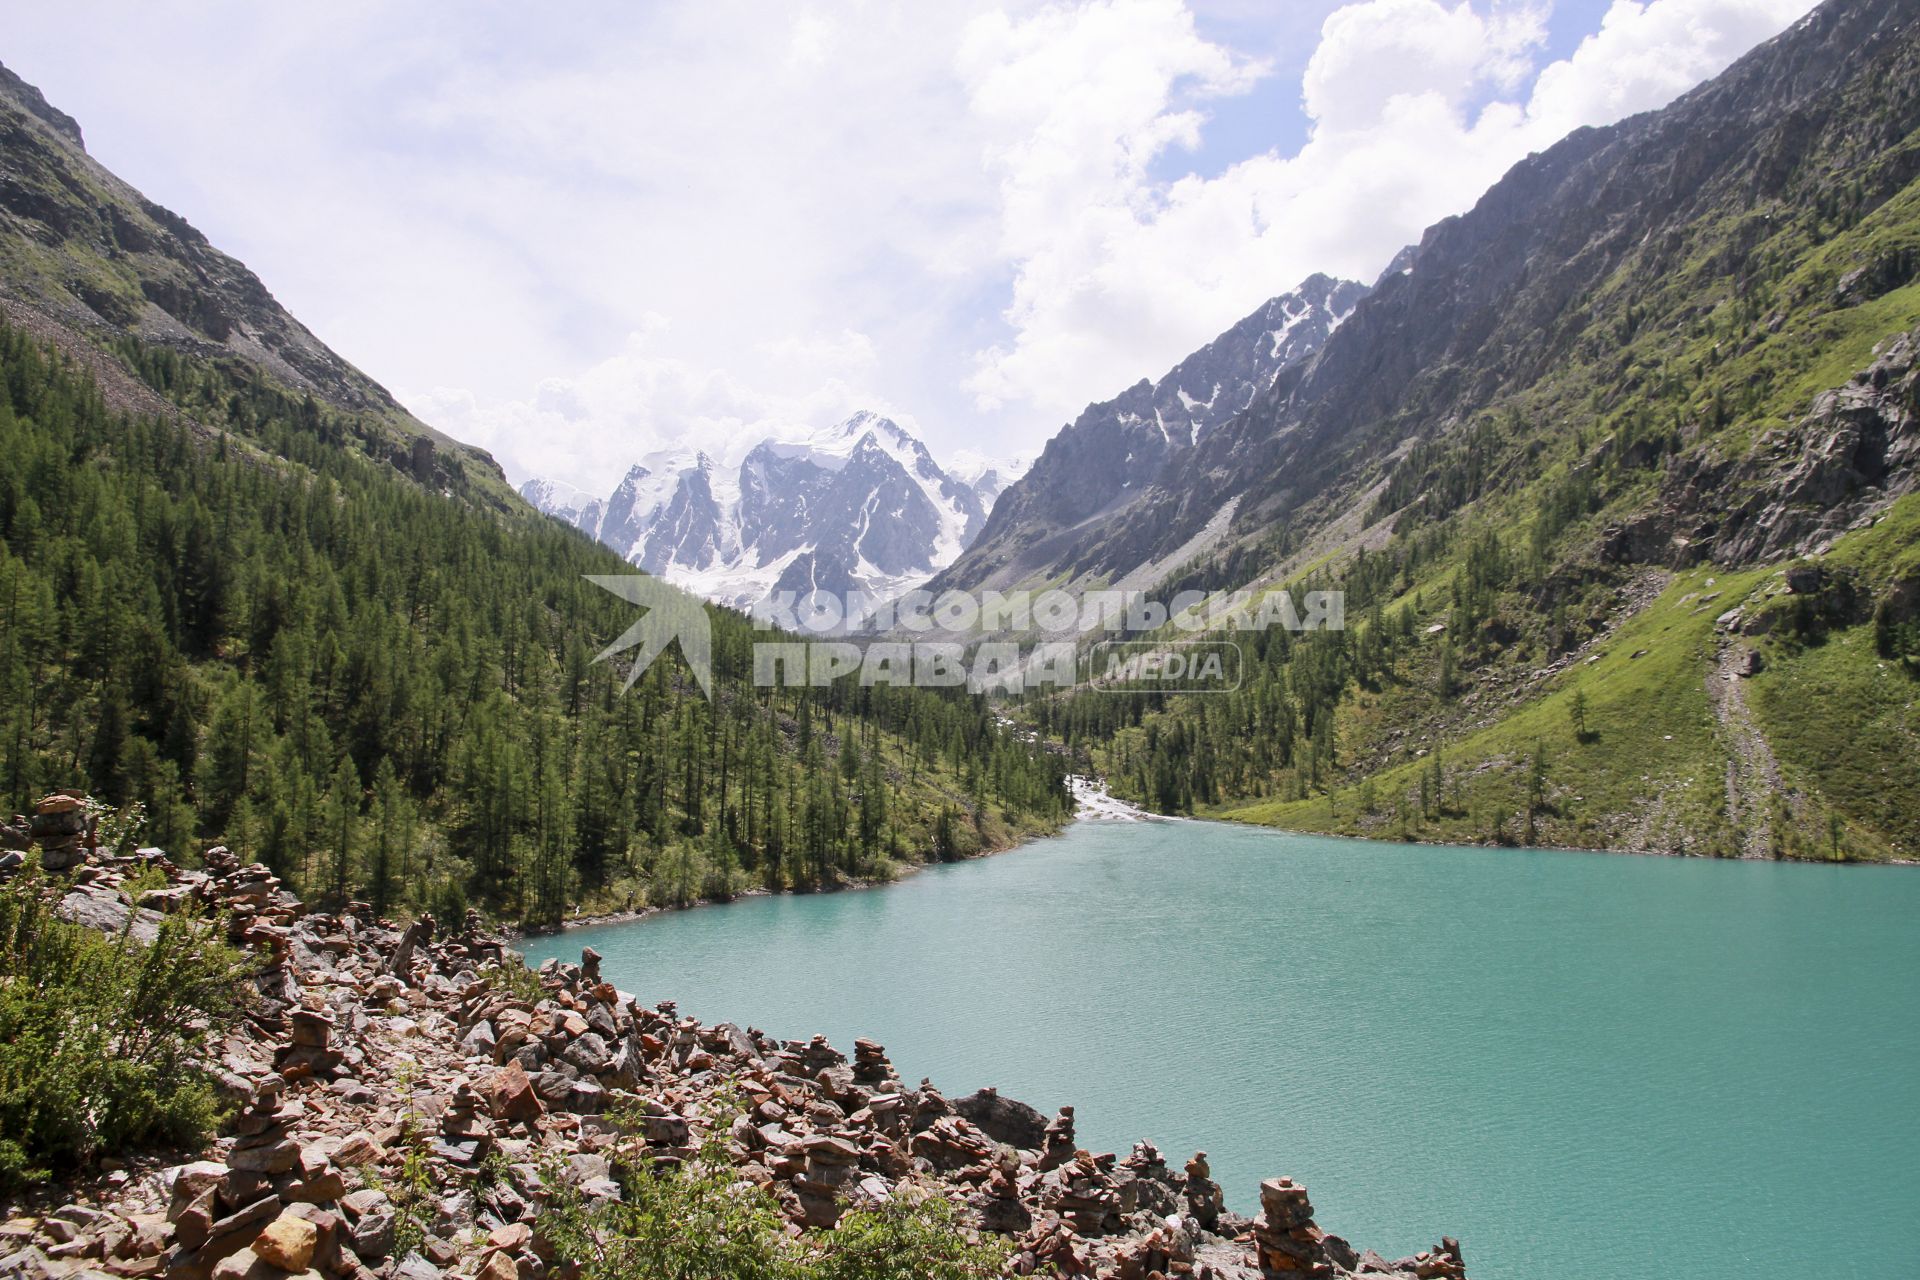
[
  {"left": 935, "top": 273, "right": 1366, "bottom": 594},
  {"left": 989, "top": 1, "right": 1920, "bottom": 585},
  {"left": 1021, "top": 0, "right": 1920, "bottom": 861},
  {"left": 0, "top": 61, "right": 514, "bottom": 509},
  {"left": 0, "top": 65, "right": 1069, "bottom": 923}
]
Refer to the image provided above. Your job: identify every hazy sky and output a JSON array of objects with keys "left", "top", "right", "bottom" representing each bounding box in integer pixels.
[{"left": 6, "top": 0, "right": 1815, "bottom": 491}]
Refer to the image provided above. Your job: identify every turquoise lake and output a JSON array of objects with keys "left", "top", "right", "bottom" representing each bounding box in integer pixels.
[{"left": 521, "top": 820, "right": 1920, "bottom": 1280}]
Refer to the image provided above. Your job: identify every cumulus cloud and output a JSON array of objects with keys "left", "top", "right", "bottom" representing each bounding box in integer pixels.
[
  {"left": 1526, "top": 0, "right": 1817, "bottom": 138},
  {"left": 3, "top": 0, "right": 1821, "bottom": 489},
  {"left": 964, "top": 0, "right": 1818, "bottom": 420},
  {"left": 412, "top": 321, "right": 910, "bottom": 489}
]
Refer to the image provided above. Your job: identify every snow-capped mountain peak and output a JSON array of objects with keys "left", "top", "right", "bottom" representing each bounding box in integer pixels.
[
  {"left": 521, "top": 411, "right": 1020, "bottom": 622},
  {"left": 517, "top": 477, "right": 602, "bottom": 535}
]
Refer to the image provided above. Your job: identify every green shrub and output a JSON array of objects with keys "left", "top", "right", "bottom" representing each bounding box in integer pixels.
[
  {"left": 802, "top": 1196, "right": 1012, "bottom": 1280},
  {"left": 0, "top": 869, "right": 251, "bottom": 1190},
  {"left": 540, "top": 1130, "right": 791, "bottom": 1280},
  {"left": 539, "top": 1099, "right": 1008, "bottom": 1280},
  {"left": 480, "top": 956, "right": 548, "bottom": 1006}
]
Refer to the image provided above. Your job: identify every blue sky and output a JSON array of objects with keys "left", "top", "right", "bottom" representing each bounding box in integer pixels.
[
  {"left": 1175, "top": 0, "right": 1616, "bottom": 176},
  {"left": 4, "top": 0, "right": 1815, "bottom": 492}
]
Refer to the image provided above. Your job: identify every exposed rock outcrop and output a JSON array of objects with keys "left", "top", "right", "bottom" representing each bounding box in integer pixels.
[{"left": 1606, "top": 325, "right": 1920, "bottom": 567}]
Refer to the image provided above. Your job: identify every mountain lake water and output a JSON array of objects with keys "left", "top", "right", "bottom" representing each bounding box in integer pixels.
[{"left": 522, "top": 819, "right": 1920, "bottom": 1280}]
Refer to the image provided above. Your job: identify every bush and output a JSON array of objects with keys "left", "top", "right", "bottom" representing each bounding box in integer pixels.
[
  {"left": 539, "top": 1099, "right": 1008, "bottom": 1280},
  {"left": 0, "top": 869, "right": 251, "bottom": 1190},
  {"left": 802, "top": 1196, "right": 1012, "bottom": 1280},
  {"left": 540, "top": 1136, "right": 791, "bottom": 1280}
]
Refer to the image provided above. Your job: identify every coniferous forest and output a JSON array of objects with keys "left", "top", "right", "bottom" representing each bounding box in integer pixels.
[{"left": 0, "top": 321, "right": 1068, "bottom": 925}]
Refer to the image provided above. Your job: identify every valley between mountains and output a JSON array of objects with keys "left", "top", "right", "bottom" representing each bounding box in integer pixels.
[
  {"left": 4, "top": 3, "right": 1920, "bottom": 1280},
  {"left": 532, "top": 0, "right": 1920, "bottom": 866}
]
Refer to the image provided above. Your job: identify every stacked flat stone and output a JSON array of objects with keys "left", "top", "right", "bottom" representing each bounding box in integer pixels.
[
  {"left": 790, "top": 1034, "right": 845, "bottom": 1079},
  {"left": 789, "top": 1133, "right": 862, "bottom": 1227},
  {"left": 29, "top": 793, "right": 89, "bottom": 870},
  {"left": 1405, "top": 1238, "right": 1468, "bottom": 1279},
  {"left": 908, "top": 1113, "right": 997, "bottom": 1176},
  {"left": 277, "top": 1006, "right": 343, "bottom": 1080},
  {"left": 1121, "top": 1141, "right": 1180, "bottom": 1217},
  {"left": 1018, "top": 1217, "right": 1093, "bottom": 1277},
  {"left": 1253, "top": 1176, "right": 1341, "bottom": 1277},
  {"left": 227, "top": 1085, "right": 302, "bottom": 1178},
  {"left": 1039, "top": 1105, "right": 1077, "bottom": 1171},
  {"left": 0, "top": 811, "right": 31, "bottom": 851},
  {"left": 437, "top": 1080, "right": 495, "bottom": 1166},
  {"left": 851, "top": 1037, "right": 898, "bottom": 1087},
  {"left": 1040, "top": 1151, "right": 1124, "bottom": 1237},
  {"left": 969, "top": 1148, "right": 1033, "bottom": 1234},
  {"left": 1184, "top": 1150, "right": 1225, "bottom": 1232},
  {"left": 1106, "top": 1220, "right": 1195, "bottom": 1279}
]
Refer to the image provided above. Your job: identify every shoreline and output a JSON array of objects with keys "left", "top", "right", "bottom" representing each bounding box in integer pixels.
[
  {"left": 522, "top": 808, "right": 1074, "bottom": 937},
  {"left": 1206, "top": 809, "right": 1920, "bottom": 867},
  {"left": 524, "top": 777, "right": 1164, "bottom": 937},
  {"left": 5, "top": 820, "right": 1470, "bottom": 1280},
  {"left": 528, "top": 780, "right": 1915, "bottom": 940}
]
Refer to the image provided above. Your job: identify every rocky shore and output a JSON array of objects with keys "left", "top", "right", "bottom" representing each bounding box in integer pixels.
[{"left": 1, "top": 795, "right": 1469, "bottom": 1280}]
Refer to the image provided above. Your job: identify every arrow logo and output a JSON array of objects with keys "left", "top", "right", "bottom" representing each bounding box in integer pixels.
[{"left": 586, "top": 575, "right": 714, "bottom": 699}]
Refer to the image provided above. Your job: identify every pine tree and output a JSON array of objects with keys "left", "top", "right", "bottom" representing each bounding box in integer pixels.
[{"left": 326, "top": 757, "right": 360, "bottom": 906}]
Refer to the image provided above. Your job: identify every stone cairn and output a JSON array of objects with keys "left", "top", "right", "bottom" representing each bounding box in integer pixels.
[
  {"left": 16, "top": 792, "right": 94, "bottom": 870},
  {"left": 851, "top": 1037, "right": 898, "bottom": 1088},
  {"left": 436, "top": 1081, "right": 495, "bottom": 1168},
  {"left": 1185, "top": 1149, "right": 1226, "bottom": 1232},
  {"left": 278, "top": 1007, "right": 343, "bottom": 1081},
  {"left": 0, "top": 801, "right": 1476, "bottom": 1280},
  {"left": 227, "top": 1083, "right": 301, "bottom": 1179},
  {"left": 1040, "top": 1151, "right": 1124, "bottom": 1236},
  {"left": 1254, "top": 1175, "right": 1434, "bottom": 1279},
  {"left": 1040, "top": 1104, "right": 1077, "bottom": 1170},
  {"left": 1121, "top": 1141, "right": 1180, "bottom": 1218}
]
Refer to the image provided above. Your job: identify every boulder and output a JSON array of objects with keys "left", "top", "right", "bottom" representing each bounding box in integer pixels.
[
  {"left": 484, "top": 1062, "right": 542, "bottom": 1124},
  {"left": 954, "top": 1087, "right": 1048, "bottom": 1150},
  {"left": 249, "top": 1215, "right": 316, "bottom": 1272}
]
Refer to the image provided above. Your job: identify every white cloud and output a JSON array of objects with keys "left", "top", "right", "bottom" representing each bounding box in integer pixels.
[
  {"left": 409, "top": 322, "right": 906, "bottom": 489},
  {"left": 1526, "top": 0, "right": 1817, "bottom": 139},
  {"left": 1, "top": 0, "right": 1820, "bottom": 491},
  {"left": 1301, "top": 0, "right": 1544, "bottom": 132},
  {"left": 964, "top": 0, "right": 1819, "bottom": 420}
]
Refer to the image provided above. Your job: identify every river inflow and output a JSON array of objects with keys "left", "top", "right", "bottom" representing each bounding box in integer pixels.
[{"left": 522, "top": 820, "right": 1920, "bottom": 1280}]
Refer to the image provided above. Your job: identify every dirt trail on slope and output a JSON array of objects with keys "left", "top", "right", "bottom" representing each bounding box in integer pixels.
[{"left": 1707, "top": 638, "right": 1787, "bottom": 858}]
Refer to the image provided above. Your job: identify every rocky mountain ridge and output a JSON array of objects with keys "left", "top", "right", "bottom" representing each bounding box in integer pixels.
[
  {"left": 933, "top": 274, "right": 1366, "bottom": 596},
  {"left": 521, "top": 412, "right": 1030, "bottom": 617},
  {"left": 1000, "top": 0, "right": 1920, "bottom": 863},
  {"left": 948, "top": 0, "right": 1920, "bottom": 593},
  {"left": 0, "top": 803, "right": 1470, "bottom": 1280}
]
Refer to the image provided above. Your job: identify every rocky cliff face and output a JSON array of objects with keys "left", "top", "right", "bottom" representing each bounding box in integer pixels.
[
  {"left": 0, "top": 62, "right": 513, "bottom": 508},
  {"left": 935, "top": 274, "right": 1366, "bottom": 594},
  {"left": 1606, "top": 324, "right": 1920, "bottom": 566},
  {"left": 521, "top": 413, "right": 1026, "bottom": 617},
  {"left": 0, "top": 805, "right": 1469, "bottom": 1280}
]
